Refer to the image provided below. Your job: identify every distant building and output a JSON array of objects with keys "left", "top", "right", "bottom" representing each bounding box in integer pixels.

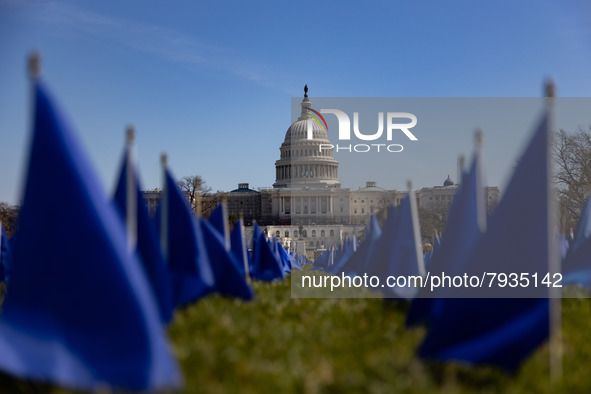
[{"left": 226, "top": 183, "right": 261, "bottom": 225}]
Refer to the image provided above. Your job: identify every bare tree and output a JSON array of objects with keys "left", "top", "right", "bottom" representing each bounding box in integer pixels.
[
  {"left": 418, "top": 202, "right": 449, "bottom": 245},
  {"left": 177, "top": 175, "right": 211, "bottom": 213},
  {"left": 0, "top": 202, "right": 19, "bottom": 238},
  {"left": 552, "top": 127, "right": 591, "bottom": 232}
]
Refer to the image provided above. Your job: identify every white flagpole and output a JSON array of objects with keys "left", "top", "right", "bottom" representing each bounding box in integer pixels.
[
  {"left": 125, "top": 125, "right": 137, "bottom": 253},
  {"left": 221, "top": 195, "right": 230, "bottom": 251},
  {"left": 474, "top": 129, "right": 487, "bottom": 233},
  {"left": 407, "top": 180, "right": 425, "bottom": 277},
  {"left": 238, "top": 213, "right": 251, "bottom": 284},
  {"left": 546, "top": 80, "right": 562, "bottom": 382},
  {"left": 160, "top": 153, "right": 169, "bottom": 263}
]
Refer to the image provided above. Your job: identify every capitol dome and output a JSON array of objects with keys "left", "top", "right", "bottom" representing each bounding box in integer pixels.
[
  {"left": 274, "top": 87, "right": 340, "bottom": 188},
  {"left": 443, "top": 175, "right": 455, "bottom": 187}
]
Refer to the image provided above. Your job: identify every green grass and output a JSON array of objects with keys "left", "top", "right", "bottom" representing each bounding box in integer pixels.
[{"left": 1, "top": 268, "right": 591, "bottom": 393}]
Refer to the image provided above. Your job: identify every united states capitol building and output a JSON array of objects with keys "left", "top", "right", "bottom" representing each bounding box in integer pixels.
[{"left": 145, "top": 89, "right": 500, "bottom": 252}]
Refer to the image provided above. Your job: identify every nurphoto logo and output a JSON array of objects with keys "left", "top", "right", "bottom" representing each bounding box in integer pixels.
[{"left": 307, "top": 107, "right": 418, "bottom": 153}]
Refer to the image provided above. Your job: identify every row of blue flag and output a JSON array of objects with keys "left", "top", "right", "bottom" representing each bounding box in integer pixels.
[
  {"left": 0, "top": 78, "right": 309, "bottom": 391},
  {"left": 309, "top": 96, "right": 589, "bottom": 373}
]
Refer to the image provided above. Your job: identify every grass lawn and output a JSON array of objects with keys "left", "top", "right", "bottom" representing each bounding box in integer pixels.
[{"left": 1, "top": 268, "right": 591, "bottom": 393}]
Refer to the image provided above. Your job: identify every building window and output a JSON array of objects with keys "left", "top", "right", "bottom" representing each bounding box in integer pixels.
[
  {"left": 330, "top": 230, "right": 335, "bottom": 236},
  {"left": 294, "top": 230, "right": 298, "bottom": 237},
  {"left": 321, "top": 230, "right": 325, "bottom": 237},
  {"left": 302, "top": 230, "right": 307, "bottom": 238},
  {"left": 312, "top": 230, "right": 316, "bottom": 237},
  {"left": 361, "top": 208, "right": 365, "bottom": 214},
  {"left": 310, "top": 241, "right": 315, "bottom": 247},
  {"left": 285, "top": 231, "right": 289, "bottom": 238},
  {"left": 276, "top": 231, "right": 280, "bottom": 237}
]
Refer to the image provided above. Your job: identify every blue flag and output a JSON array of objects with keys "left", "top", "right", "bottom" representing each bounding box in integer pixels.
[
  {"left": 0, "top": 81, "right": 181, "bottom": 390},
  {"left": 419, "top": 111, "right": 555, "bottom": 371},
  {"left": 339, "top": 214, "right": 382, "bottom": 276},
  {"left": 327, "top": 237, "right": 357, "bottom": 275},
  {"left": 0, "top": 224, "right": 12, "bottom": 283},
  {"left": 199, "top": 218, "right": 254, "bottom": 300},
  {"left": 230, "top": 217, "right": 251, "bottom": 277},
  {"left": 250, "top": 223, "right": 284, "bottom": 281},
  {"left": 312, "top": 248, "right": 331, "bottom": 271},
  {"left": 156, "top": 169, "right": 215, "bottom": 307},
  {"left": 408, "top": 152, "right": 485, "bottom": 327},
  {"left": 113, "top": 151, "right": 174, "bottom": 324},
  {"left": 277, "top": 241, "right": 295, "bottom": 273},
  {"left": 366, "top": 195, "right": 424, "bottom": 298}
]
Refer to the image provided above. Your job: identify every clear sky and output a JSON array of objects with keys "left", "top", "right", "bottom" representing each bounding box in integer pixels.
[{"left": 1, "top": 0, "right": 591, "bottom": 204}]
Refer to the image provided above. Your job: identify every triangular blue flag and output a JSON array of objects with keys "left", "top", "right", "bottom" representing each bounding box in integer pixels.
[
  {"left": 419, "top": 111, "right": 556, "bottom": 371},
  {"left": 0, "top": 81, "right": 182, "bottom": 390},
  {"left": 230, "top": 217, "right": 251, "bottom": 278},
  {"left": 339, "top": 214, "right": 382, "bottom": 276},
  {"left": 366, "top": 194, "right": 424, "bottom": 298},
  {"left": 113, "top": 151, "right": 174, "bottom": 324},
  {"left": 156, "top": 169, "right": 215, "bottom": 307},
  {"left": 199, "top": 218, "right": 254, "bottom": 300},
  {"left": 250, "top": 223, "right": 284, "bottom": 281}
]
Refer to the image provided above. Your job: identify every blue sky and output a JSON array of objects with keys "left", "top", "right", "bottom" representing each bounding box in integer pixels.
[{"left": 1, "top": 0, "right": 591, "bottom": 204}]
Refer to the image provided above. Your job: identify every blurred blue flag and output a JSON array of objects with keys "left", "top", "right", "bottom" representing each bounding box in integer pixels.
[
  {"left": 419, "top": 112, "right": 555, "bottom": 371},
  {"left": 199, "top": 218, "right": 254, "bottom": 300},
  {"left": 290, "top": 253, "right": 304, "bottom": 271},
  {"left": 277, "top": 241, "right": 295, "bottom": 273},
  {"left": 230, "top": 217, "right": 251, "bottom": 276},
  {"left": 113, "top": 151, "right": 174, "bottom": 324},
  {"left": 366, "top": 195, "right": 424, "bottom": 298},
  {"left": 0, "top": 225, "right": 12, "bottom": 283},
  {"left": 328, "top": 237, "right": 357, "bottom": 275},
  {"left": 340, "top": 214, "right": 382, "bottom": 276},
  {"left": 156, "top": 169, "right": 215, "bottom": 307},
  {"left": 0, "top": 81, "right": 182, "bottom": 390},
  {"left": 408, "top": 152, "right": 485, "bottom": 327},
  {"left": 312, "top": 248, "right": 331, "bottom": 271},
  {"left": 250, "top": 223, "right": 284, "bottom": 281}
]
